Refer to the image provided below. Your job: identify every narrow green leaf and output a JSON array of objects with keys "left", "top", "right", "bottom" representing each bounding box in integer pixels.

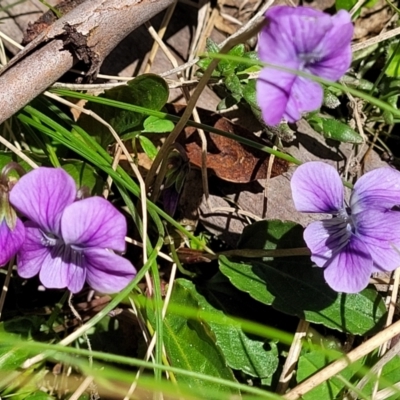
[
  {"left": 308, "top": 116, "right": 363, "bottom": 144},
  {"left": 386, "top": 42, "right": 400, "bottom": 78},
  {"left": 139, "top": 136, "right": 158, "bottom": 160}
]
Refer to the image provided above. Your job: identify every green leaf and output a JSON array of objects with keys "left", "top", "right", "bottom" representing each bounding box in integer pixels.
[
  {"left": 127, "top": 74, "right": 169, "bottom": 111},
  {"left": 308, "top": 116, "right": 363, "bottom": 144},
  {"left": 219, "top": 257, "right": 386, "bottom": 335},
  {"left": 79, "top": 74, "right": 169, "bottom": 147},
  {"left": 62, "top": 160, "right": 100, "bottom": 192},
  {"left": 177, "top": 279, "right": 279, "bottom": 379},
  {"left": 297, "top": 349, "right": 363, "bottom": 400},
  {"left": 386, "top": 42, "right": 400, "bottom": 78},
  {"left": 224, "top": 74, "right": 243, "bottom": 97},
  {"left": 237, "top": 51, "right": 260, "bottom": 74},
  {"left": 206, "top": 38, "right": 220, "bottom": 54},
  {"left": 362, "top": 356, "right": 400, "bottom": 399},
  {"left": 323, "top": 89, "right": 341, "bottom": 109},
  {"left": 335, "top": 0, "right": 357, "bottom": 10},
  {"left": 24, "top": 391, "right": 55, "bottom": 400},
  {"left": 139, "top": 136, "right": 158, "bottom": 160},
  {"left": 218, "top": 44, "right": 245, "bottom": 76},
  {"left": 0, "top": 316, "right": 44, "bottom": 371},
  {"left": 219, "top": 220, "right": 386, "bottom": 335},
  {"left": 335, "top": 0, "right": 377, "bottom": 11},
  {"left": 142, "top": 115, "right": 175, "bottom": 133},
  {"left": 242, "top": 79, "right": 263, "bottom": 121},
  {"left": 216, "top": 95, "right": 240, "bottom": 111},
  {"left": 0, "top": 152, "right": 34, "bottom": 177},
  {"left": 160, "top": 280, "right": 238, "bottom": 396}
]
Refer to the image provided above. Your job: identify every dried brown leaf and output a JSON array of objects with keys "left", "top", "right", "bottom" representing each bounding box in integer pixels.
[{"left": 184, "top": 116, "right": 289, "bottom": 183}]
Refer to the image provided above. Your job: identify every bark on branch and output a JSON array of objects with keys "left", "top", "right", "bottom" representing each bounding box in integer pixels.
[{"left": 0, "top": 0, "right": 176, "bottom": 124}]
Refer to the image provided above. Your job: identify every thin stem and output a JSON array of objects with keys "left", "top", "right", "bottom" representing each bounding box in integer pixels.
[{"left": 0, "top": 258, "right": 14, "bottom": 320}]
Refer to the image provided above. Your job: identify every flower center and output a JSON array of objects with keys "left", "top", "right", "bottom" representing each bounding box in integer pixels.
[
  {"left": 41, "top": 231, "right": 84, "bottom": 266},
  {"left": 337, "top": 207, "right": 356, "bottom": 234},
  {"left": 298, "top": 52, "right": 322, "bottom": 67}
]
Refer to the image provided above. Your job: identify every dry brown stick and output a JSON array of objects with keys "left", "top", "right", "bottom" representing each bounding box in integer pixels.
[{"left": 0, "top": 0, "right": 175, "bottom": 124}]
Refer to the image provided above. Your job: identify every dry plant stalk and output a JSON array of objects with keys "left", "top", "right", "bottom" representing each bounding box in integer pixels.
[{"left": 0, "top": 0, "right": 176, "bottom": 124}]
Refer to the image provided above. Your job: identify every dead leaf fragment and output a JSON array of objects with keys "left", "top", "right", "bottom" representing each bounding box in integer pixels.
[{"left": 184, "top": 117, "right": 290, "bottom": 183}]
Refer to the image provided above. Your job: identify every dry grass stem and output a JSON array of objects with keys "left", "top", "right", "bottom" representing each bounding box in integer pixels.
[
  {"left": 0, "top": 30, "right": 23, "bottom": 52},
  {"left": 144, "top": 1, "right": 177, "bottom": 73},
  {"left": 285, "top": 319, "right": 400, "bottom": 400},
  {"left": 0, "top": 135, "right": 39, "bottom": 169},
  {"left": 0, "top": 259, "right": 14, "bottom": 320},
  {"left": 145, "top": 18, "right": 210, "bottom": 205},
  {"left": 276, "top": 320, "right": 310, "bottom": 394},
  {"left": 352, "top": 26, "right": 400, "bottom": 52},
  {"left": 125, "top": 237, "right": 174, "bottom": 262},
  {"left": 123, "top": 263, "right": 178, "bottom": 399}
]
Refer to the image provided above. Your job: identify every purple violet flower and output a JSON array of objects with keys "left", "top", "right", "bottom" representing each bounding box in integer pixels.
[
  {"left": 291, "top": 162, "right": 400, "bottom": 293},
  {"left": 0, "top": 177, "right": 25, "bottom": 266},
  {"left": 9, "top": 167, "right": 136, "bottom": 294},
  {"left": 257, "top": 6, "right": 353, "bottom": 126}
]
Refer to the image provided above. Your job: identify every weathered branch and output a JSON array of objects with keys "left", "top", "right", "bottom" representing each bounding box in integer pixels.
[{"left": 0, "top": 0, "right": 176, "bottom": 124}]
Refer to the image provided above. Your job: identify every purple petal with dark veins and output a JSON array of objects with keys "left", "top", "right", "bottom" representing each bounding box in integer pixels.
[
  {"left": 84, "top": 248, "right": 136, "bottom": 294},
  {"left": 303, "top": 218, "right": 350, "bottom": 268},
  {"left": 17, "top": 222, "right": 50, "bottom": 279},
  {"left": 38, "top": 243, "right": 86, "bottom": 293},
  {"left": 61, "top": 197, "right": 127, "bottom": 252},
  {"left": 323, "top": 236, "right": 372, "bottom": 293},
  {"left": 291, "top": 162, "right": 344, "bottom": 213},
  {"left": 355, "top": 209, "right": 400, "bottom": 272},
  {"left": 351, "top": 167, "right": 400, "bottom": 213},
  {"left": 10, "top": 168, "right": 76, "bottom": 235}
]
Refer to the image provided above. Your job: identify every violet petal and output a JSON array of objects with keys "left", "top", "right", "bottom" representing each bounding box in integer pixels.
[
  {"left": 309, "top": 10, "right": 353, "bottom": 80},
  {"left": 264, "top": 6, "right": 333, "bottom": 56},
  {"left": 0, "top": 218, "right": 25, "bottom": 266},
  {"left": 304, "top": 218, "right": 350, "bottom": 267},
  {"left": 17, "top": 222, "right": 49, "bottom": 279},
  {"left": 351, "top": 167, "right": 400, "bottom": 213},
  {"left": 284, "top": 76, "right": 323, "bottom": 122},
  {"left": 61, "top": 197, "right": 127, "bottom": 252},
  {"left": 256, "top": 64, "right": 298, "bottom": 126},
  {"left": 38, "top": 243, "right": 86, "bottom": 293},
  {"left": 291, "top": 162, "right": 344, "bottom": 213},
  {"left": 323, "top": 236, "right": 372, "bottom": 293},
  {"left": 356, "top": 209, "right": 400, "bottom": 272},
  {"left": 84, "top": 248, "right": 136, "bottom": 293},
  {"left": 10, "top": 168, "right": 76, "bottom": 234}
]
